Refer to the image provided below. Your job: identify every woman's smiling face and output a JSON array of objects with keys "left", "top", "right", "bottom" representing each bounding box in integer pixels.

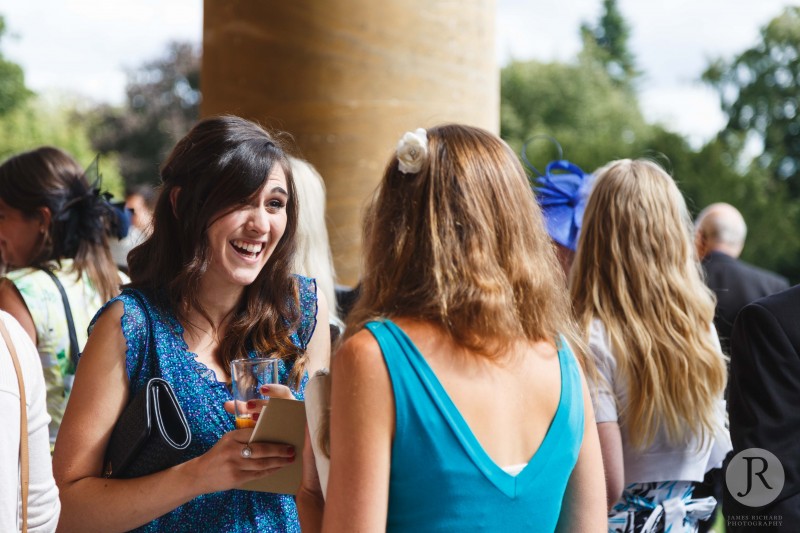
[{"left": 203, "top": 165, "right": 290, "bottom": 291}]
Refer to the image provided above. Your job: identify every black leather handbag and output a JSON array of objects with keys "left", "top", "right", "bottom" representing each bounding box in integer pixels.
[{"left": 103, "top": 291, "right": 192, "bottom": 478}]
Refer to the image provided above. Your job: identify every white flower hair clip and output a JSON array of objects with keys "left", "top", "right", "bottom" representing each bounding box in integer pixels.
[{"left": 396, "top": 128, "right": 428, "bottom": 174}]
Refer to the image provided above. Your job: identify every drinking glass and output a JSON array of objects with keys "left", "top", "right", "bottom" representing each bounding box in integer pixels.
[{"left": 230, "top": 357, "right": 278, "bottom": 429}]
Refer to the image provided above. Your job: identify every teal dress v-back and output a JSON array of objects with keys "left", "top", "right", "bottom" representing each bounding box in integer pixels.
[
  {"left": 366, "top": 319, "right": 584, "bottom": 533},
  {"left": 88, "top": 279, "right": 318, "bottom": 532}
]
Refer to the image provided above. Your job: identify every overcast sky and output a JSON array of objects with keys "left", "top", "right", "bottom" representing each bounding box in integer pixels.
[{"left": 0, "top": 0, "right": 794, "bottom": 147}]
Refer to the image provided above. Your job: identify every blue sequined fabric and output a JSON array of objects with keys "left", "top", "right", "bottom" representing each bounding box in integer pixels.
[{"left": 88, "top": 276, "right": 318, "bottom": 533}]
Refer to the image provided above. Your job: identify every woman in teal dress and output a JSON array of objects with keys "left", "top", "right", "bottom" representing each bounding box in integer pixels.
[
  {"left": 53, "top": 116, "right": 330, "bottom": 532},
  {"left": 307, "top": 125, "right": 606, "bottom": 532}
]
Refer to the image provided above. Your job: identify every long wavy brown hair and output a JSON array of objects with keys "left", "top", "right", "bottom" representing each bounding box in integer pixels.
[
  {"left": 0, "top": 146, "right": 123, "bottom": 300},
  {"left": 570, "top": 159, "right": 726, "bottom": 449},
  {"left": 346, "top": 123, "right": 578, "bottom": 358},
  {"left": 127, "top": 115, "right": 306, "bottom": 383}
]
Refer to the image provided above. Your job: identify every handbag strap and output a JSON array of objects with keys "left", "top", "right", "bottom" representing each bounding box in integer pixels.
[
  {"left": 127, "top": 289, "right": 158, "bottom": 377},
  {"left": 1, "top": 318, "right": 28, "bottom": 532},
  {"left": 39, "top": 268, "right": 80, "bottom": 371}
]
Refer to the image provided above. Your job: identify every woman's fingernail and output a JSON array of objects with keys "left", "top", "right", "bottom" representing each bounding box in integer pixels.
[
  {"left": 285, "top": 445, "right": 295, "bottom": 455},
  {"left": 288, "top": 455, "right": 296, "bottom": 463},
  {"left": 246, "top": 400, "right": 256, "bottom": 409},
  {"left": 252, "top": 413, "right": 259, "bottom": 422},
  {"left": 261, "top": 385, "right": 270, "bottom": 393}
]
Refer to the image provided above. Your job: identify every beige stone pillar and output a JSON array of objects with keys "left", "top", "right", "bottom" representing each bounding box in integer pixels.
[{"left": 202, "top": 0, "right": 498, "bottom": 285}]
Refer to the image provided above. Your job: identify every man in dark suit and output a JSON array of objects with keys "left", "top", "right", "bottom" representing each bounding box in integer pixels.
[
  {"left": 694, "top": 203, "right": 789, "bottom": 532},
  {"left": 695, "top": 203, "right": 789, "bottom": 355},
  {"left": 723, "top": 287, "right": 800, "bottom": 531}
]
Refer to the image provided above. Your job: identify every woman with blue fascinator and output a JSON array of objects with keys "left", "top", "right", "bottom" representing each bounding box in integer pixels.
[{"left": 524, "top": 141, "right": 594, "bottom": 275}]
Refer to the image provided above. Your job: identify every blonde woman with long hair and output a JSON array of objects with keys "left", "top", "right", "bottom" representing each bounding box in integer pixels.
[
  {"left": 289, "top": 157, "right": 344, "bottom": 337},
  {"left": 302, "top": 124, "right": 607, "bottom": 532},
  {"left": 570, "top": 159, "right": 731, "bottom": 532}
]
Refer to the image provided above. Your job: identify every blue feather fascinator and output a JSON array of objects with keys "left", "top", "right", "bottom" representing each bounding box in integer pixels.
[{"left": 521, "top": 139, "right": 594, "bottom": 252}]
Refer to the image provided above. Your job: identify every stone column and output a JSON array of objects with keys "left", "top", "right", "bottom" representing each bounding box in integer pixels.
[{"left": 202, "top": 0, "right": 498, "bottom": 285}]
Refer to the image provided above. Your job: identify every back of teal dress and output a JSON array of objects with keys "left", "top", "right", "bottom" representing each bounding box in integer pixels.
[{"left": 366, "top": 319, "right": 584, "bottom": 533}]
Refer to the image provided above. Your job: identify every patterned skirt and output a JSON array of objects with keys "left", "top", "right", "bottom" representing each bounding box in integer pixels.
[{"left": 608, "top": 481, "right": 716, "bottom": 533}]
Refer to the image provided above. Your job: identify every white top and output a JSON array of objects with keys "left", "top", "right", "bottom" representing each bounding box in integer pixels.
[
  {"left": 589, "top": 319, "right": 731, "bottom": 484},
  {"left": 501, "top": 463, "right": 528, "bottom": 477},
  {"left": 0, "top": 311, "right": 60, "bottom": 532},
  {"left": 305, "top": 370, "right": 331, "bottom": 499},
  {"left": 109, "top": 226, "right": 146, "bottom": 270}
]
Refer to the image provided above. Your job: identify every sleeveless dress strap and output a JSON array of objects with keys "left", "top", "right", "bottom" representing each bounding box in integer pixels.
[{"left": 364, "top": 320, "right": 416, "bottom": 430}]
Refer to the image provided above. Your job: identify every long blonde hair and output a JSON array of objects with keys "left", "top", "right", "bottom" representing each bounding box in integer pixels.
[
  {"left": 347, "top": 124, "right": 577, "bottom": 356},
  {"left": 289, "top": 157, "right": 341, "bottom": 324},
  {"left": 570, "top": 159, "right": 726, "bottom": 449}
]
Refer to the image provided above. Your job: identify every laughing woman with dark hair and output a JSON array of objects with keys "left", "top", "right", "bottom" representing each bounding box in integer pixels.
[
  {"left": 53, "top": 116, "right": 330, "bottom": 532},
  {"left": 0, "top": 147, "right": 128, "bottom": 446}
]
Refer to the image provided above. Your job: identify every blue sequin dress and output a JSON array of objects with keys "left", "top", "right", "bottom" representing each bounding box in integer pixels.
[{"left": 88, "top": 277, "right": 318, "bottom": 533}]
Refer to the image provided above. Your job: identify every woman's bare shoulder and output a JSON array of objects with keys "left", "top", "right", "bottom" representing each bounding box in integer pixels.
[{"left": 334, "top": 329, "right": 383, "bottom": 369}]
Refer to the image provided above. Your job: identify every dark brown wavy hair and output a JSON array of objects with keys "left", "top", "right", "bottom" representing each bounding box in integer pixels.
[
  {"left": 127, "top": 115, "right": 304, "bottom": 382},
  {"left": 0, "top": 146, "right": 123, "bottom": 301},
  {"left": 346, "top": 124, "right": 578, "bottom": 357}
]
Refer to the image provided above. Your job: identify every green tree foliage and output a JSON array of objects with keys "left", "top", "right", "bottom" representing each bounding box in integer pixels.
[
  {"left": 666, "top": 132, "right": 800, "bottom": 276},
  {"left": 703, "top": 7, "right": 800, "bottom": 195},
  {"left": 579, "top": 0, "right": 638, "bottom": 87},
  {"left": 699, "top": 7, "right": 800, "bottom": 277},
  {"left": 502, "top": 0, "right": 644, "bottom": 173},
  {"left": 0, "top": 16, "right": 33, "bottom": 116},
  {"left": 0, "top": 16, "right": 121, "bottom": 196},
  {"left": 500, "top": 3, "right": 800, "bottom": 280},
  {"left": 0, "top": 97, "right": 124, "bottom": 198},
  {"left": 87, "top": 41, "right": 200, "bottom": 188},
  {"left": 501, "top": 58, "right": 650, "bottom": 174}
]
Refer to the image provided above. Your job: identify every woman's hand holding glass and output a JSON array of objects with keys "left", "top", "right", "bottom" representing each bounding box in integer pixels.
[
  {"left": 223, "top": 383, "right": 296, "bottom": 421},
  {"left": 191, "top": 357, "right": 297, "bottom": 493},
  {"left": 225, "top": 357, "right": 295, "bottom": 424}
]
